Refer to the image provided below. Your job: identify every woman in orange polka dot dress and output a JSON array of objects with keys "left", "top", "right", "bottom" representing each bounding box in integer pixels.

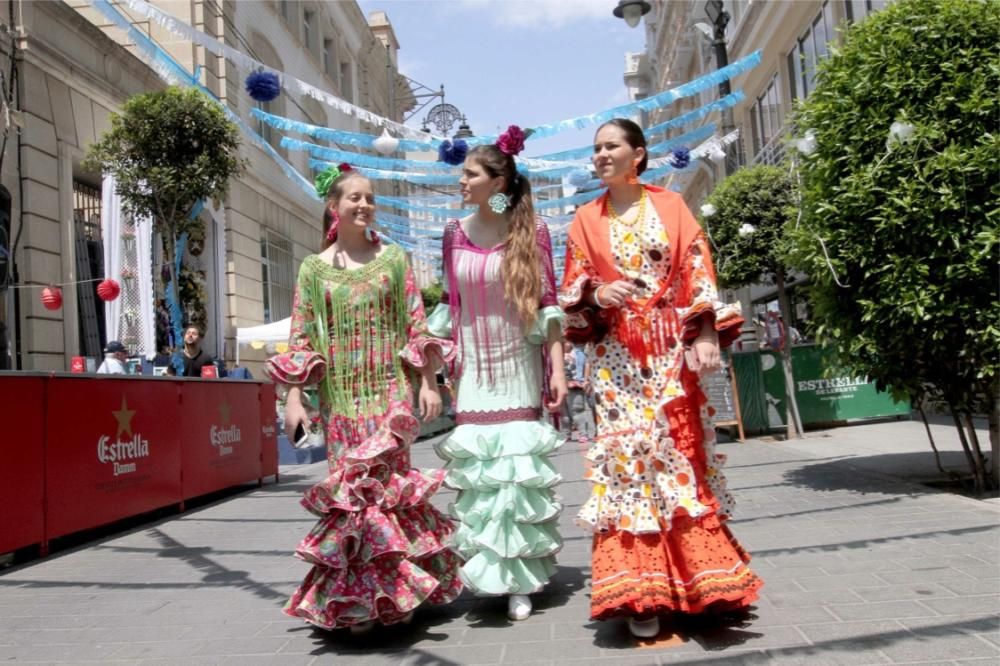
[{"left": 559, "top": 119, "right": 761, "bottom": 638}]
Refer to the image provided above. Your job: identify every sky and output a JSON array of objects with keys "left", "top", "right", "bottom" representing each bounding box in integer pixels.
[{"left": 355, "top": 0, "right": 648, "bottom": 157}]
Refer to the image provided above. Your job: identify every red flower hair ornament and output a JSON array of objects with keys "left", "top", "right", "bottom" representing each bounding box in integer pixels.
[{"left": 496, "top": 125, "right": 529, "bottom": 156}]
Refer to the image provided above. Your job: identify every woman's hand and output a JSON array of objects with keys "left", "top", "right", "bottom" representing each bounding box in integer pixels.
[
  {"left": 594, "top": 280, "right": 637, "bottom": 308},
  {"left": 688, "top": 317, "right": 721, "bottom": 374},
  {"left": 546, "top": 370, "right": 568, "bottom": 413},
  {"left": 418, "top": 384, "right": 443, "bottom": 422},
  {"left": 283, "top": 393, "right": 309, "bottom": 442},
  {"left": 690, "top": 337, "right": 721, "bottom": 374}
]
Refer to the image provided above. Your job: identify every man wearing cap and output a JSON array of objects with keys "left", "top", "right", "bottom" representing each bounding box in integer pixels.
[{"left": 97, "top": 341, "right": 128, "bottom": 375}]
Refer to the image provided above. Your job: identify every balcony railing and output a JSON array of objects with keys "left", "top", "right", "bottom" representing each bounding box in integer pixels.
[{"left": 751, "top": 130, "right": 787, "bottom": 166}]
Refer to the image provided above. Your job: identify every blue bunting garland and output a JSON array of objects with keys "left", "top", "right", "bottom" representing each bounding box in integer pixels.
[
  {"left": 283, "top": 137, "right": 459, "bottom": 173},
  {"left": 253, "top": 108, "right": 437, "bottom": 152},
  {"left": 462, "top": 51, "right": 761, "bottom": 146},
  {"left": 166, "top": 231, "right": 187, "bottom": 375},
  {"left": 91, "top": 0, "right": 318, "bottom": 203}
]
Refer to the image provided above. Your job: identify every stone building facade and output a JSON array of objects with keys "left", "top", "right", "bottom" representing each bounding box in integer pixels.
[{"left": 1, "top": 0, "right": 410, "bottom": 374}]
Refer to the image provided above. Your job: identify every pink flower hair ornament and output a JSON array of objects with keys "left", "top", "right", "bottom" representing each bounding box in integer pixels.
[{"left": 496, "top": 125, "right": 532, "bottom": 156}]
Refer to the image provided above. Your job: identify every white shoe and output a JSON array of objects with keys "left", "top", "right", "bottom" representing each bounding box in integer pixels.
[
  {"left": 507, "top": 594, "right": 532, "bottom": 621},
  {"left": 349, "top": 620, "right": 375, "bottom": 635},
  {"left": 628, "top": 616, "right": 660, "bottom": 638}
]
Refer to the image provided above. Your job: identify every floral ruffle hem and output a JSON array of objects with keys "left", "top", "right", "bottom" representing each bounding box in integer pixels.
[{"left": 280, "top": 387, "right": 463, "bottom": 629}]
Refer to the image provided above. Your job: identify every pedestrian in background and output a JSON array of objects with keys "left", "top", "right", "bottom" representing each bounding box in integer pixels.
[
  {"left": 96, "top": 340, "right": 128, "bottom": 374},
  {"left": 563, "top": 343, "right": 594, "bottom": 441}
]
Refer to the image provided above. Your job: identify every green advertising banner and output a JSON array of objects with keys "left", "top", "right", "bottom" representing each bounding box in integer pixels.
[{"left": 733, "top": 345, "right": 910, "bottom": 431}]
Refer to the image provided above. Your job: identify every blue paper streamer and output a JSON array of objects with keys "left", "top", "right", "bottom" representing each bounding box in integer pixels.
[
  {"left": 377, "top": 198, "right": 475, "bottom": 219},
  {"left": 254, "top": 53, "right": 759, "bottom": 158},
  {"left": 309, "top": 159, "right": 460, "bottom": 186},
  {"left": 165, "top": 231, "right": 188, "bottom": 375},
  {"left": 253, "top": 108, "right": 438, "bottom": 151},
  {"left": 645, "top": 92, "right": 744, "bottom": 140},
  {"left": 283, "top": 137, "right": 459, "bottom": 173},
  {"left": 464, "top": 51, "right": 761, "bottom": 146}
]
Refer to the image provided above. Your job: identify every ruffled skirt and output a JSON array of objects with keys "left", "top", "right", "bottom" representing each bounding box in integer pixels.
[
  {"left": 436, "top": 419, "right": 564, "bottom": 595},
  {"left": 583, "top": 369, "right": 762, "bottom": 620},
  {"left": 284, "top": 392, "right": 463, "bottom": 629}
]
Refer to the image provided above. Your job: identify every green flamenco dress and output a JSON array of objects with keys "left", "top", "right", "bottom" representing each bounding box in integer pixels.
[{"left": 429, "top": 219, "right": 565, "bottom": 595}]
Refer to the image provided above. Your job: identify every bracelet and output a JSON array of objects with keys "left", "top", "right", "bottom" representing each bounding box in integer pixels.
[{"left": 593, "top": 285, "right": 609, "bottom": 309}]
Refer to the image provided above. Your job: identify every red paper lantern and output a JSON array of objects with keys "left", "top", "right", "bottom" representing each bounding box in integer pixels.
[
  {"left": 97, "top": 278, "right": 121, "bottom": 302},
  {"left": 41, "top": 286, "right": 63, "bottom": 310}
]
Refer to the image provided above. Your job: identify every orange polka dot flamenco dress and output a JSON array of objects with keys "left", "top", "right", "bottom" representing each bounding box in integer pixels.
[{"left": 559, "top": 186, "right": 762, "bottom": 621}]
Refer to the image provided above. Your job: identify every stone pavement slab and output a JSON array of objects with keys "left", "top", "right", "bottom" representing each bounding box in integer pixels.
[{"left": 1, "top": 419, "right": 998, "bottom": 664}]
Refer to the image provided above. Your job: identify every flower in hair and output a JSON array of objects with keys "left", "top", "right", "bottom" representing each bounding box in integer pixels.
[
  {"left": 314, "top": 162, "right": 353, "bottom": 198},
  {"left": 496, "top": 125, "right": 528, "bottom": 156},
  {"left": 667, "top": 147, "right": 690, "bottom": 169},
  {"left": 437, "top": 139, "right": 468, "bottom": 166}
]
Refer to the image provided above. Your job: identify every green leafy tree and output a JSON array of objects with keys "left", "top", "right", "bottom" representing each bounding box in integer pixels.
[
  {"left": 702, "top": 164, "right": 804, "bottom": 437},
  {"left": 791, "top": 0, "right": 999, "bottom": 490},
  {"left": 84, "top": 87, "right": 247, "bottom": 341}
]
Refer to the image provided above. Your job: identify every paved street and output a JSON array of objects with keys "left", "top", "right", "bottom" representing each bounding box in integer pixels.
[{"left": 2, "top": 418, "right": 998, "bottom": 665}]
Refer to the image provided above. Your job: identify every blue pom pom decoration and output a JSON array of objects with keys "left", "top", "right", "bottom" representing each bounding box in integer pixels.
[
  {"left": 437, "top": 139, "right": 468, "bottom": 166},
  {"left": 245, "top": 70, "right": 281, "bottom": 103},
  {"left": 667, "top": 147, "right": 690, "bottom": 169},
  {"left": 567, "top": 168, "right": 593, "bottom": 188}
]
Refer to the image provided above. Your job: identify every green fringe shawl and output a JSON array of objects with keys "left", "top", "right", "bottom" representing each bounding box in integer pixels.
[{"left": 298, "top": 246, "right": 409, "bottom": 417}]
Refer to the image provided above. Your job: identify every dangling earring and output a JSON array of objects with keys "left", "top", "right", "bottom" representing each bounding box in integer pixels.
[
  {"left": 364, "top": 226, "right": 380, "bottom": 244},
  {"left": 326, "top": 211, "right": 340, "bottom": 243},
  {"left": 626, "top": 162, "right": 640, "bottom": 185},
  {"left": 488, "top": 192, "right": 511, "bottom": 214}
]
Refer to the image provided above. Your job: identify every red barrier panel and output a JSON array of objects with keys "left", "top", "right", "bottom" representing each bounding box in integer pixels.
[
  {"left": 0, "top": 375, "right": 46, "bottom": 553},
  {"left": 179, "top": 381, "right": 262, "bottom": 499},
  {"left": 45, "top": 377, "right": 183, "bottom": 540},
  {"left": 260, "top": 383, "right": 278, "bottom": 481}
]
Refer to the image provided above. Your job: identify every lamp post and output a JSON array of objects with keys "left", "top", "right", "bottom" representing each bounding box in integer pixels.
[
  {"left": 612, "top": 0, "right": 651, "bottom": 28},
  {"left": 705, "top": 0, "right": 737, "bottom": 175}
]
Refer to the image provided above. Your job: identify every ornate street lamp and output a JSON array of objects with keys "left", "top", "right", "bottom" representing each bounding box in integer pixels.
[
  {"left": 704, "top": 0, "right": 736, "bottom": 174},
  {"left": 612, "top": 0, "right": 651, "bottom": 28}
]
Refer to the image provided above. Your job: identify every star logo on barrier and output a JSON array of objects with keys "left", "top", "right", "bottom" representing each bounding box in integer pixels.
[
  {"left": 218, "top": 399, "right": 232, "bottom": 426},
  {"left": 112, "top": 395, "right": 136, "bottom": 439}
]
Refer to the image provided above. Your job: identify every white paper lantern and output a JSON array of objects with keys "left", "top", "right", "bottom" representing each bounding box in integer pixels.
[
  {"left": 373, "top": 128, "right": 400, "bottom": 155},
  {"left": 700, "top": 203, "right": 717, "bottom": 218},
  {"left": 795, "top": 130, "right": 817, "bottom": 156},
  {"left": 738, "top": 223, "right": 757, "bottom": 237},
  {"left": 886, "top": 121, "right": 916, "bottom": 149}
]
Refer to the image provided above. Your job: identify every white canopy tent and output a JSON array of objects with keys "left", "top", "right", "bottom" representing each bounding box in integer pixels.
[{"left": 235, "top": 317, "right": 291, "bottom": 363}]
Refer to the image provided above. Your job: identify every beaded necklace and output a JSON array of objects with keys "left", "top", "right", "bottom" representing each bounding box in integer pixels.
[{"left": 607, "top": 187, "right": 648, "bottom": 227}]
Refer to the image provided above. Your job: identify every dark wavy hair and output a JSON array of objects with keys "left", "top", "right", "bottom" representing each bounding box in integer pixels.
[
  {"left": 596, "top": 118, "right": 649, "bottom": 174},
  {"left": 466, "top": 144, "right": 540, "bottom": 328}
]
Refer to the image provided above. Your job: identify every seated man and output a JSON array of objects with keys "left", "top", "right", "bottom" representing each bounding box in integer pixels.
[{"left": 97, "top": 340, "right": 128, "bottom": 375}]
